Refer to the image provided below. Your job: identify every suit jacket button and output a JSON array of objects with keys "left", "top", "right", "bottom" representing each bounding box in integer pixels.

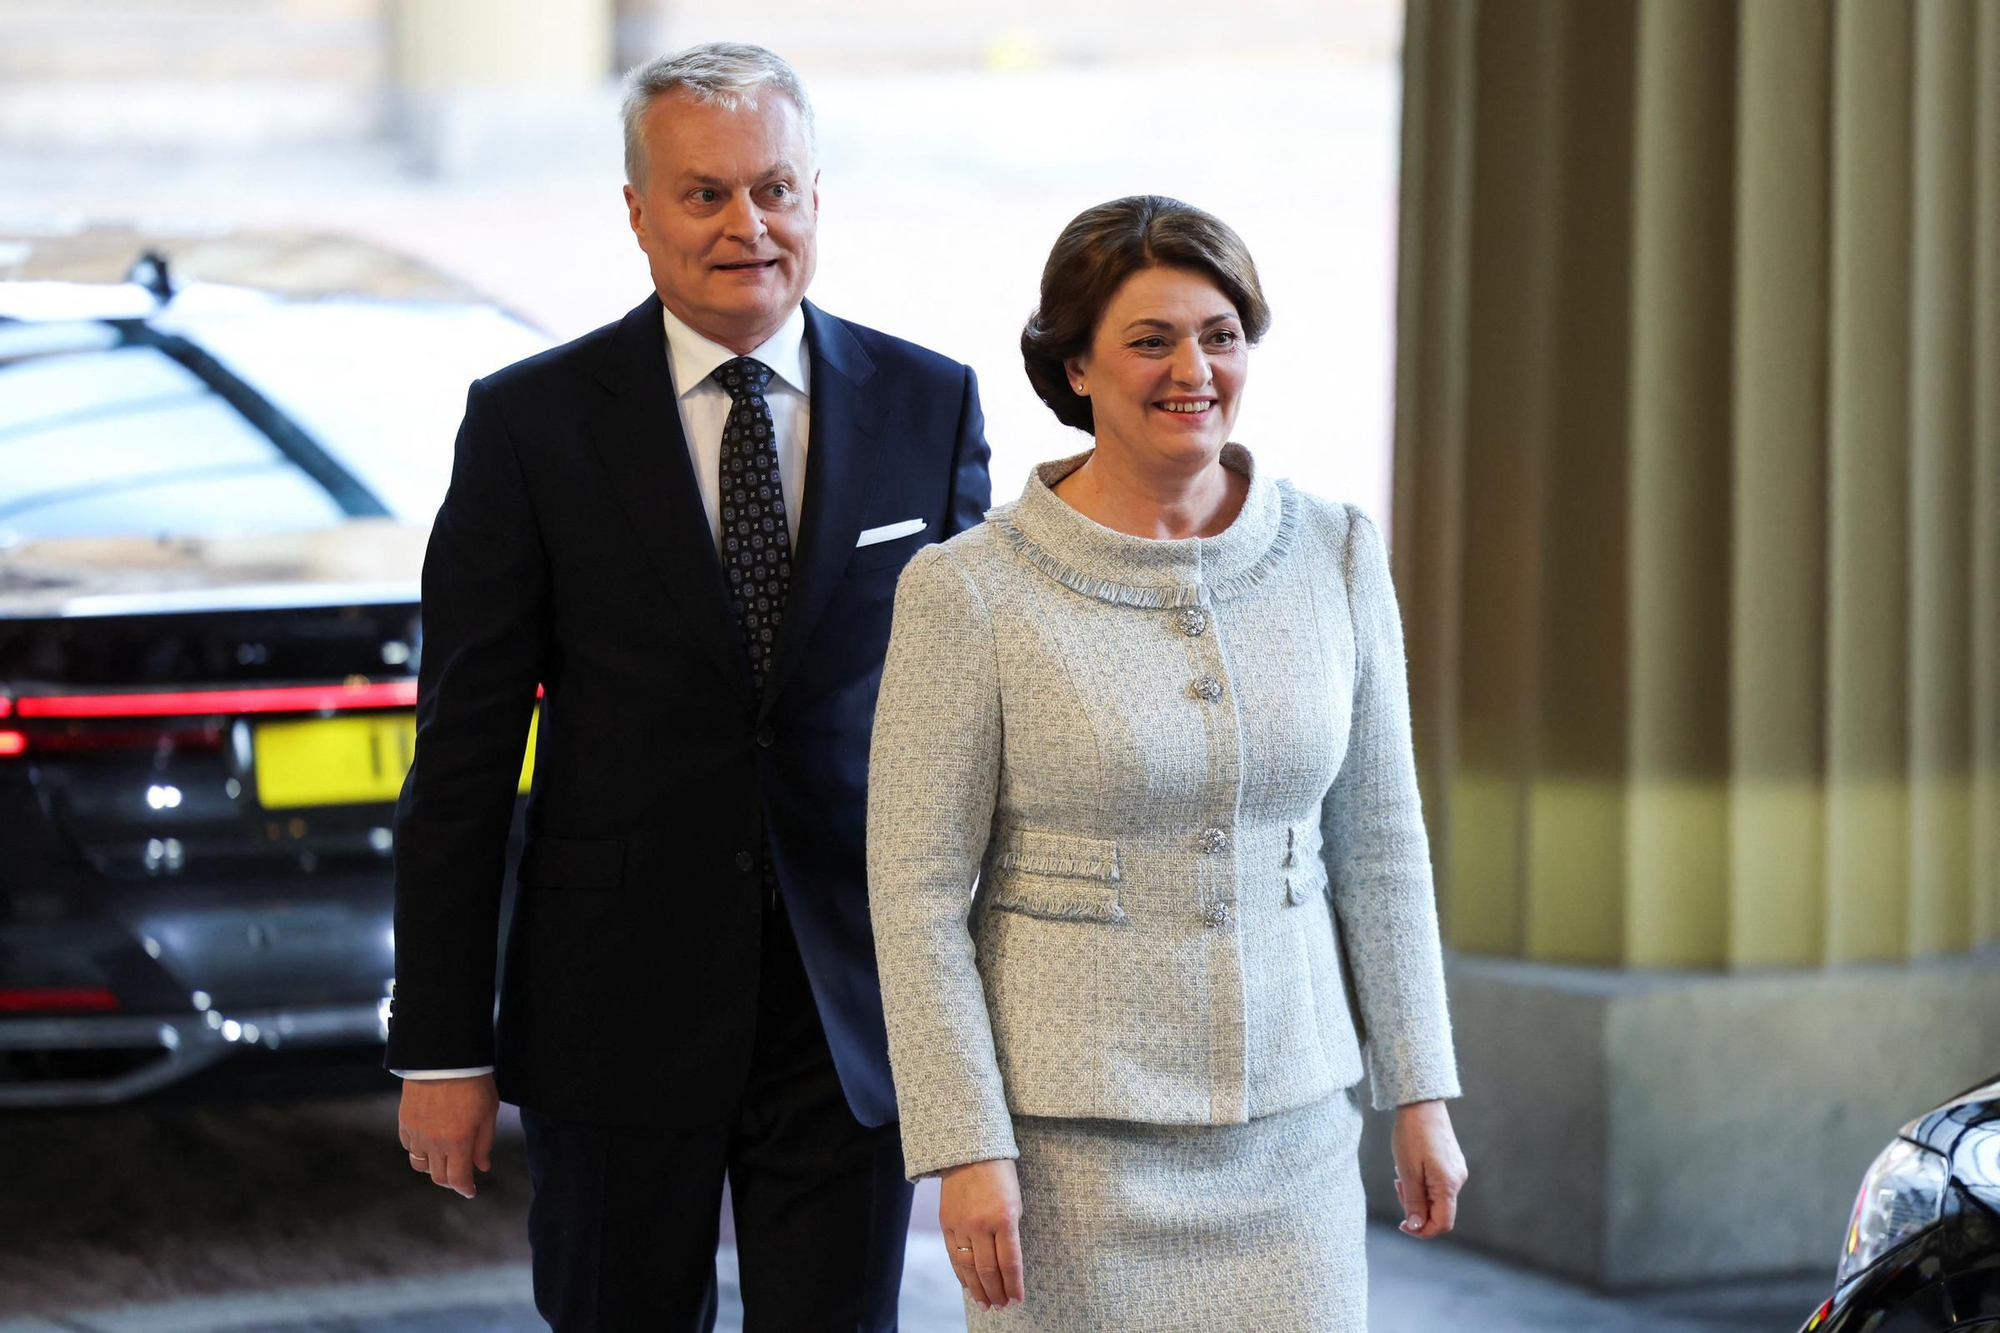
[
  {"left": 1203, "top": 903, "right": 1231, "bottom": 928},
  {"left": 1190, "top": 675, "right": 1223, "bottom": 703},
  {"left": 756, "top": 726, "right": 776, "bottom": 748},
  {"left": 735, "top": 851, "right": 756, "bottom": 872}
]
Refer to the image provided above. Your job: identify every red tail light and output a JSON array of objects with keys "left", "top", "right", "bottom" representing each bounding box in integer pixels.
[
  {"left": 0, "top": 987, "right": 119, "bottom": 1014},
  {"left": 0, "top": 731, "right": 24, "bottom": 757},
  {"left": 12, "top": 680, "right": 418, "bottom": 719}
]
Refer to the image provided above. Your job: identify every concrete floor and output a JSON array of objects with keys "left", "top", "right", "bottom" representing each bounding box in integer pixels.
[
  {"left": 0, "top": 1087, "right": 1832, "bottom": 1332},
  {"left": 0, "top": 1228, "right": 1830, "bottom": 1333}
]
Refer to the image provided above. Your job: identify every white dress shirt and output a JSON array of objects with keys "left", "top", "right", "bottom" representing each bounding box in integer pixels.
[
  {"left": 660, "top": 301, "right": 811, "bottom": 552},
  {"left": 395, "top": 301, "right": 812, "bottom": 1082}
]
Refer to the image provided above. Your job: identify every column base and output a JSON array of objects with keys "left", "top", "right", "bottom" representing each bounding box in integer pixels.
[{"left": 1358, "top": 949, "right": 2000, "bottom": 1287}]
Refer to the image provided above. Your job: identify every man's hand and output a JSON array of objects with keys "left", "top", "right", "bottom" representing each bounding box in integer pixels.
[
  {"left": 398, "top": 1073, "right": 499, "bottom": 1199},
  {"left": 938, "top": 1158, "right": 1025, "bottom": 1312},
  {"left": 1392, "top": 1098, "right": 1468, "bottom": 1239}
]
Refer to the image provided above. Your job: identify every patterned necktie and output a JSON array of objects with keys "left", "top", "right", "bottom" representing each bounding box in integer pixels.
[{"left": 714, "top": 356, "right": 793, "bottom": 697}]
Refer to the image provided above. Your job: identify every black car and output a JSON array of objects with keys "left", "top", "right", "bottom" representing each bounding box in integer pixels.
[
  {"left": 0, "top": 233, "right": 547, "bottom": 1107},
  {"left": 1801, "top": 1074, "right": 2000, "bottom": 1331}
]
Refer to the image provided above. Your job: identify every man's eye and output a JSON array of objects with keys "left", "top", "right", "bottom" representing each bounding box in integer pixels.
[
  {"left": 768, "top": 183, "right": 791, "bottom": 198},
  {"left": 694, "top": 189, "right": 718, "bottom": 204}
]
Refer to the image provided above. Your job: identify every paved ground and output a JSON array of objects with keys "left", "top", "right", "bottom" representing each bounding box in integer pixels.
[
  {"left": 0, "top": 1230, "right": 1829, "bottom": 1333},
  {"left": 0, "top": 1087, "right": 1829, "bottom": 1333}
]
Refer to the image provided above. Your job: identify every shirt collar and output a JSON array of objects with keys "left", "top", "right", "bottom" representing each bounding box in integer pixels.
[{"left": 660, "top": 301, "right": 809, "bottom": 399}]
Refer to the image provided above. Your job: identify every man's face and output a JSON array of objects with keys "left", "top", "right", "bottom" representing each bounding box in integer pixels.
[{"left": 624, "top": 89, "right": 819, "bottom": 353}]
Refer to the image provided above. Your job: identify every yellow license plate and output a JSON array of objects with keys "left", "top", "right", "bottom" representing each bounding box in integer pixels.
[{"left": 253, "top": 709, "right": 538, "bottom": 809}]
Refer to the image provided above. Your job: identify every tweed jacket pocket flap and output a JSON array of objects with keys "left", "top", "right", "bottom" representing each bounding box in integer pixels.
[
  {"left": 985, "top": 829, "right": 1125, "bottom": 923},
  {"left": 518, "top": 835, "right": 627, "bottom": 890},
  {"left": 1284, "top": 822, "right": 1326, "bottom": 906}
]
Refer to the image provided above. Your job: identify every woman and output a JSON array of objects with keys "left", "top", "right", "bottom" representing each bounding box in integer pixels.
[{"left": 868, "top": 195, "right": 1466, "bottom": 1331}]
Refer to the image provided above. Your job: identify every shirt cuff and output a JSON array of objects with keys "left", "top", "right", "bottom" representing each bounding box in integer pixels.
[{"left": 391, "top": 1066, "right": 495, "bottom": 1079}]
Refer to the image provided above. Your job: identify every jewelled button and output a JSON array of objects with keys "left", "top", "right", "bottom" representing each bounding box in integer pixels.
[
  {"left": 1198, "top": 827, "right": 1228, "bottom": 854},
  {"left": 1177, "top": 606, "right": 1210, "bottom": 638},
  {"left": 1202, "top": 902, "right": 1231, "bottom": 929},
  {"left": 1190, "top": 675, "right": 1223, "bottom": 702}
]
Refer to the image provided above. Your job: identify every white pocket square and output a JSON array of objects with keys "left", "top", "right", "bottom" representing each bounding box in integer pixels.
[{"left": 855, "top": 518, "right": 927, "bottom": 548}]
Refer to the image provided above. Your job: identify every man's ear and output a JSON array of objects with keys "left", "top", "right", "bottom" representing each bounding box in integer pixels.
[{"left": 623, "top": 183, "right": 645, "bottom": 242}]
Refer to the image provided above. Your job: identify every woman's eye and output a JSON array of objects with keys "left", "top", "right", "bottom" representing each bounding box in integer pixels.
[{"left": 1209, "top": 329, "right": 1240, "bottom": 347}]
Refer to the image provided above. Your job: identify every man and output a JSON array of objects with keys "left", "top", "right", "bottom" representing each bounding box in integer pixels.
[{"left": 387, "top": 43, "right": 991, "bottom": 1330}]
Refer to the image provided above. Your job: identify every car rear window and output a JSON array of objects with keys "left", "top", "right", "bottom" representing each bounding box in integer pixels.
[{"left": 0, "top": 324, "right": 346, "bottom": 542}]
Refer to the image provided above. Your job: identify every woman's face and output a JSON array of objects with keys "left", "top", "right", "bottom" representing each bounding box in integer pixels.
[{"left": 1067, "top": 265, "right": 1247, "bottom": 471}]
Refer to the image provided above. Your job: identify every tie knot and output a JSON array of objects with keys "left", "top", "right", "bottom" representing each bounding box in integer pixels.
[{"left": 715, "top": 356, "right": 775, "bottom": 401}]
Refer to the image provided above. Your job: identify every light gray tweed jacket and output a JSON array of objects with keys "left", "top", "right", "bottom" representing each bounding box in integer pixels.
[{"left": 868, "top": 445, "right": 1460, "bottom": 1179}]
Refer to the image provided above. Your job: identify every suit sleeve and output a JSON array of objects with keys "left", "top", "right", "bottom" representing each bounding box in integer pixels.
[
  {"left": 868, "top": 543, "right": 1016, "bottom": 1179},
  {"left": 1320, "top": 506, "right": 1461, "bottom": 1110},
  {"left": 386, "top": 378, "right": 550, "bottom": 1071},
  {"left": 943, "top": 364, "right": 992, "bottom": 537}
]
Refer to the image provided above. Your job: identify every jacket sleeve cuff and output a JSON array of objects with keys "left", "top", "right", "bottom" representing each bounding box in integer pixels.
[
  {"left": 1366, "top": 1044, "right": 1463, "bottom": 1111},
  {"left": 900, "top": 1125, "right": 1022, "bottom": 1182}
]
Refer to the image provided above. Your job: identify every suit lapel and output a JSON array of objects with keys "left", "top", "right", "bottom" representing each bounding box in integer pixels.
[
  {"left": 587, "top": 295, "right": 755, "bottom": 711},
  {"left": 760, "top": 303, "right": 885, "bottom": 718}
]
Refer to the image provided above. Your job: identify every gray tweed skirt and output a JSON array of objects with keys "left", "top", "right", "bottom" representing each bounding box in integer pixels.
[{"left": 966, "top": 1087, "right": 1368, "bottom": 1333}]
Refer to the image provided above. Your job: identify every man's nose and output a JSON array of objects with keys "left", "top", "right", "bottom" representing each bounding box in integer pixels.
[{"left": 721, "top": 191, "right": 767, "bottom": 244}]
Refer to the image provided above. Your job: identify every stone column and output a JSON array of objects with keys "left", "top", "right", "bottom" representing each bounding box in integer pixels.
[{"left": 1375, "top": 0, "right": 2000, "bottom": 1286}]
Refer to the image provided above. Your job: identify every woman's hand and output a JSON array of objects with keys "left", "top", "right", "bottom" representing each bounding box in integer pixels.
[
  {"left": 938, "top": 1157, "right": 1026, "bottom": 1311},
  {"left": 1391, "top": 1099, "right": 1468, "bottom": 1239}
]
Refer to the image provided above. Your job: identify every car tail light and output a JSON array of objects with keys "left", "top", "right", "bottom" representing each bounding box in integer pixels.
[
  {"left": 0, "top": 987, "right": 120, "bottom": 1014},
  {"left": 12, "top": 680, "right": 419, "bottom": 719},
  {"left": 0, "top": 731, "right": 24, "bottom": 757},
  {"left": 22, "top": 726, "right": 226, "bottom": 755}
]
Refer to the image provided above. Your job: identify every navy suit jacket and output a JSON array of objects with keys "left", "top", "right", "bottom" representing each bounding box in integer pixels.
[{"left": 386, "top": 294, "right": 991, "bottom": 1127}]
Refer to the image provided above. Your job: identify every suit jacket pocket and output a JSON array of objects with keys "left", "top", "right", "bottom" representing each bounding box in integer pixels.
[
  {"left": 518, "top": 835, "right": 628, "bottom": 889},
  {"left": 1283, "top": 820, "right": 1327, "bottom": 906},
  {"left": 850, "top": 530, "right": 931, "bottom": 573},
  {"left": 983, "top": 829, "right": 1124, "bottom": 924}
]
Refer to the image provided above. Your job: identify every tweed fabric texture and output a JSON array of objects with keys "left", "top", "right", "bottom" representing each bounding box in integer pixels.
[
  {"left": 964, "top": 1089, "right": 1366, "bottom": 1332},
  {"left": 868, "top": 445, "right": 1460, "bottom": 1180}
]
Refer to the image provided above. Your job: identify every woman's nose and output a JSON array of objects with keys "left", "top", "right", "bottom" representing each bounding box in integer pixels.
[{"left": 1170, "top": 340, "right": 1211, "bottom": 388}]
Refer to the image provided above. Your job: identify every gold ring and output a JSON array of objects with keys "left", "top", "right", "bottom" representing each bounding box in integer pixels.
[{"left": 953, "top": 1245, "right": 974, "bottom": 1254}]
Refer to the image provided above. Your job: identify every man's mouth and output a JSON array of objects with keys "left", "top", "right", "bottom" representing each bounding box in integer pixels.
[{"left": 714, "top": 259, "right": 780, "bottom": 272}]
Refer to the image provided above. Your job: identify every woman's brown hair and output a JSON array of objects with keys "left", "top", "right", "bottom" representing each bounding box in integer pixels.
[{"left": 1021, "top": 195, "right": 1271, "bottom": 434}]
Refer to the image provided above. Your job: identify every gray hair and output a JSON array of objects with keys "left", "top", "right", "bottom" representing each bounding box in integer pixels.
[{"left": 621, "top": 42, "right": 818, "bottom": 188}]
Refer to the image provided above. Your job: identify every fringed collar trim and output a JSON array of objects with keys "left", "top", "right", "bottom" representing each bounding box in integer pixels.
[{"left": 988, "top": 444, "right": 1297, "bottom": 608}]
